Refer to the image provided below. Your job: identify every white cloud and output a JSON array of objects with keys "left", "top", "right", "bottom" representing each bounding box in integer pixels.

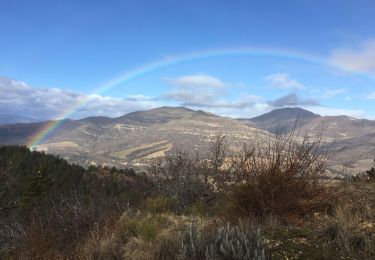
[
  {"left": 367, "top": 91, "right": 375, "bottom": 100},
  {"left": 199, "top": 103, "right": 270, "bottom": 119},
  {"left": 164, "top": 74, "right": 228, "bottom": 88},
  {"left": 329, "top": 40, "right": 375, "bottom": 75},
  {"left": 1, "top": 74, "right": 373, "bottom": 121},
  {"left": 306, "top": 106, "right": 365, "bottom": 118},
  {"left": 322, "top": 89, "right": 345, "bottom": 98},
  {"left": 0, "top": 74, "right": 264, "bottom": 120},
  {"left": 264, "top": 73, "right": 304, "bottom": 90},
  {"left": 162, "top": 74, "right": 262, "bottom": 111},
  {"left": 0, "top": 76, "right": 158, "bottom": 120},
  {"left": 267, "top": 93, "right": 319, "bottom": 107}
]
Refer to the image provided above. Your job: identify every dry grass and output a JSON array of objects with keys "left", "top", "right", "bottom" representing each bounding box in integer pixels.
[
  {"left": 316, "top": 180, "right": 375, "bottom": 257},
  {"left": 12, "top": 180, "right": 375, "bottom": 259},
  {"left": 79, "top": 212, "right": 199, "bottom": 259}
]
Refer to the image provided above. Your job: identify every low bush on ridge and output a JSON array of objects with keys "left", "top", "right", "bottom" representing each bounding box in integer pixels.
[{"left": 228, "top": 130, "right": 328, "bottom": 219}]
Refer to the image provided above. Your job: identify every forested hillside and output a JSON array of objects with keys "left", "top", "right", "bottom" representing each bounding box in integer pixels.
[{"left": 0, "top": 146, "right": 152, "bottom": 258}]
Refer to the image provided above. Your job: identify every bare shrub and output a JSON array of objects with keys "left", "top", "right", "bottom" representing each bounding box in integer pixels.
[
  {"left": 148, "top": 133, "right": 232, "bottom": 215},
  {"left": 228, "top": 127, "right": 328, "bottom": 219},
  {"left": 30, "top": 198, "right": 115, "bottom": 258},
  {"left": 207, "top": 134, "right": 228, "bottom": 177},
  {"left": 7, "top": 193, "right": 123, "bottom": 259},
  {"left": 150, "top": 128, "right": 328, "bottom": 219},
  {"left": 149, "top": 150, "right": 216, "bottom": 213}
]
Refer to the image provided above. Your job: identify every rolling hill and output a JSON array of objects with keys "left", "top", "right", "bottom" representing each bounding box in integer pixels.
[
  {"left": 0, "top": 107, "right": 270, "bottom": 168},
  {"left": 0, "top": 106, "right": 374, "bottom": 175}
]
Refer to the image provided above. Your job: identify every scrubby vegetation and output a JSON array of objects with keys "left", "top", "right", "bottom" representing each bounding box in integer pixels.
[
  {"left": 0, "top": 145, "right": 152, "bottom": 259},
  {"left": 1, "top": 133, "right": 375, "bottom": 259},
  {"left": 366, "top": 158, "right": 375, "bottom": 179}
]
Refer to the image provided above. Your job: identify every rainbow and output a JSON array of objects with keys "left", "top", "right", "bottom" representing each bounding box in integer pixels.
[{"left": 26, "top": 47, "right": 342, "bottom": 147}]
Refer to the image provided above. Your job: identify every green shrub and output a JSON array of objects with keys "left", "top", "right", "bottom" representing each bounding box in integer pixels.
[
  {"left": 144, "top": 196, "right": 177, "bottom": 213},
  {"left": 20, "top": 168, "right": 53, "bottom": 206},
  {"left": 184, "top": 201, "right": 207, "bottom": 216},
  {"left": 125, "top": 214, "right": 165, "bottom": 242}
]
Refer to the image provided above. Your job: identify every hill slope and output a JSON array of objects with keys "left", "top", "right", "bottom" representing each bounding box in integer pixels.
[
  {"left": 240, "top": 107, "right": 375, "bottom": 173},
  {"left": 0, "top": 107, "right": 270, "bottom": 168},
  {"left": 0, "top": 106, "right": 374, "bottom": 173}
]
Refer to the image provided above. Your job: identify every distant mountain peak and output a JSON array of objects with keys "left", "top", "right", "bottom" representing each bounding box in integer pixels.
[
  {"left": 245, "top": 107, "right": 320, "bottom": 134},
  {"left": 251, "top": 107, "right": 320, "bottom": 122},
  {"left": 0, "top": 114, "right": 41, "bottom": 125},
  {"left": 115, "top": 106, "right": 218, "bottom": 124},
  {"left": 151, "top": 106, "right": 194, "bottom": 112}
]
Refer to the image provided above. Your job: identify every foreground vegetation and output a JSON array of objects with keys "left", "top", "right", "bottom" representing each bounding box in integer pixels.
[{"left": 1, "top": 132, "right": 375, "bottom": 259}]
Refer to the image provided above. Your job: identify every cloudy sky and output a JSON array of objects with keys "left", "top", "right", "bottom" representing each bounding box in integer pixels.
[{"left": 0, "top": 0, "right": 374, "bottom": 120}]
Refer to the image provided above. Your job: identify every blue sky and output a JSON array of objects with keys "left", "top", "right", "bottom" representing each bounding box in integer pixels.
[{"left": 0, "top": 0, "right": 375, "bottom": 119}]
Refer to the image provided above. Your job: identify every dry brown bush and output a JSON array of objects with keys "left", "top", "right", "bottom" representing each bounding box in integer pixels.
[{"left": 228, "top": 127, "right": 329, "bottom": 219}]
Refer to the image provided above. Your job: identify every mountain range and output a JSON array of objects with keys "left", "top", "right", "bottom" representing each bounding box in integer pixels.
[
  {"left": 0, "top": 107, "right": 374, "bottom": 176},
  {"left": 0, "top": 114, "right": 40, "bottom": 125}
]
